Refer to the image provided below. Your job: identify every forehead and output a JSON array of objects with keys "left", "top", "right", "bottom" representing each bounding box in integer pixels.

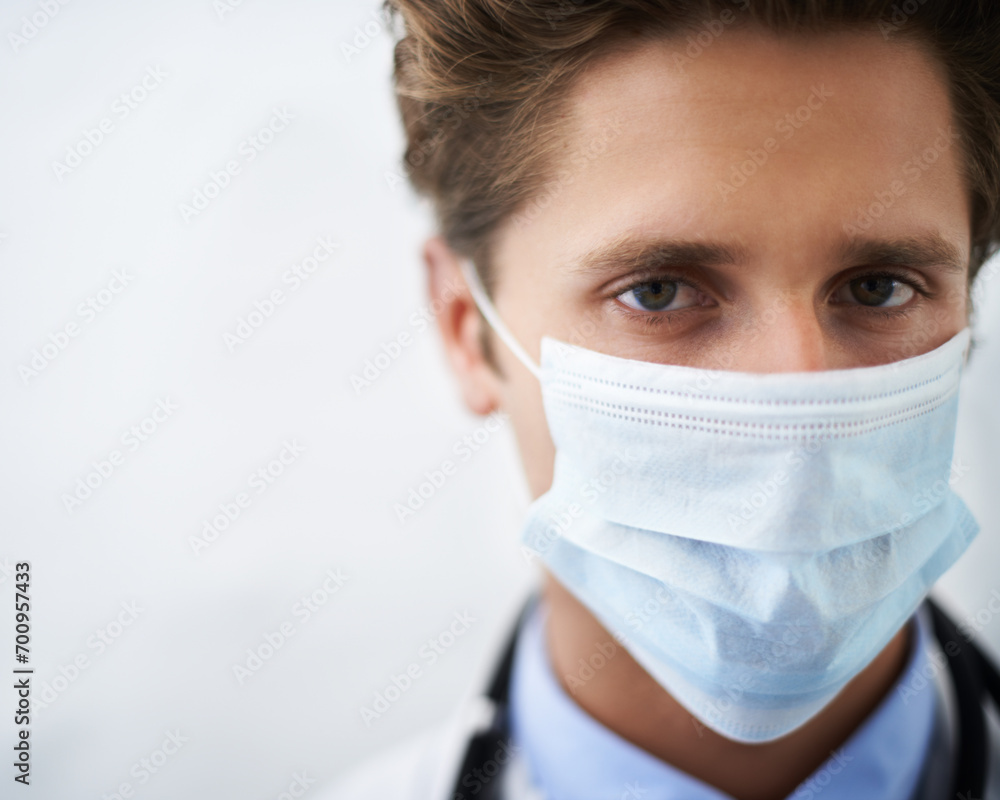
[{"left": 495, "top": 26, "right": 970, "bottom": 271}]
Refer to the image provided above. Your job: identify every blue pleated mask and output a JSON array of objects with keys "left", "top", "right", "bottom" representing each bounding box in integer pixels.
[{"left": 459, "top": 258, "right": 978, "bottom": 742}]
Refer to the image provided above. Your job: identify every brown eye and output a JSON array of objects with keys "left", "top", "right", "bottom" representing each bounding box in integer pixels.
[
  {"left": 835, "top": 276, "right": 915, "bottom": 308},
  {"left": 615, "top": 276, "right": 710, "bottom": 315},
  {"left": 634, "top": 281, "right": 677, "bottom": 310},
  {"left": 619, "top": 281, "right": 678, "bottom": 311}
]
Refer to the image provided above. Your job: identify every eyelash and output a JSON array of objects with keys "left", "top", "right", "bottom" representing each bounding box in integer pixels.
[
  {"left": 609, "top": 304, "right": 675, "bottom": 332},
  {"left": 608, "top": 268, "right": 933, "bottom": 330},
  {"left": 609, "top": 272, "right": 707, "bottom": 329},
  {"left": 834, "top": 269, "right": 933, "bottom": 319}
]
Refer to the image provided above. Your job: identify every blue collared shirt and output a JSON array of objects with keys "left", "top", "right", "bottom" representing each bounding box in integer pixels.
[{"left": 507, "top": 599, "right": 938, "bottom": 800}]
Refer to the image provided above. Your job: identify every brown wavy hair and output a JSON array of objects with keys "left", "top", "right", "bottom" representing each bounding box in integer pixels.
[{"left": 383, "top": 0, "right": 1000, "bottom": 295}]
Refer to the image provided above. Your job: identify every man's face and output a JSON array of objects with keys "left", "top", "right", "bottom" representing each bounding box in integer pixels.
[{"left": 463, "top": 26, "right": 971, "bottom": 498}]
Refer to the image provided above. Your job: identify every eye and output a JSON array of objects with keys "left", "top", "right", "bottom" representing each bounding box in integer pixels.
[
  {"left": 616, "top": 279, "right": 705, "bottom": 312},
  {"left": 832, "top": 274, "right": 917, "bottom": 308}
]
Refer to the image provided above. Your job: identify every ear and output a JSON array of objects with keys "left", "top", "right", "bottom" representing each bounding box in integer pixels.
[{"left": 422, "top": 235, "right": 503, "bottom": 416}]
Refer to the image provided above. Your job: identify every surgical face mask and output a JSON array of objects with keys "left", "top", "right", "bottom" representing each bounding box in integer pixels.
[{"left": 459, "top": 258, "right": 978, "bottom": 743}]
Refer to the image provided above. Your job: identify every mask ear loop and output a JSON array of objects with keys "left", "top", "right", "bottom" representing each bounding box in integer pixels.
[{"left": 459, "top": 258, "right": 542, "bottom": 380}]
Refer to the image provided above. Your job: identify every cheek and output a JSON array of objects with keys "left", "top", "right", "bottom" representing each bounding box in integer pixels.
[
  {"left": 918, "top": 274, "right": 971, "bottom": 342},
  {"left": 940, "top": 281, "right": 970, "bottom": 321}
]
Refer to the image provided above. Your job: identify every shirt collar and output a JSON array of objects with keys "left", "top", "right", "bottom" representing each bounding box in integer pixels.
[{"left": 508, "top": 598, "right": 938, "bottom": 800}]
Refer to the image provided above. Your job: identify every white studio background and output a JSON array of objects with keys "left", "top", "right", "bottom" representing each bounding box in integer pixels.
[
  {"left": 0, "top": 2, "right": 535, "bottom": 798},
  {"left": 0, "top": 1, "right": 997, "bottom": 798}
]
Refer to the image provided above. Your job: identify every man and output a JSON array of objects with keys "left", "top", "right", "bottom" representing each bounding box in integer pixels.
[{"left": 328, "top": 1, "right": 1000, "bottom": 797}]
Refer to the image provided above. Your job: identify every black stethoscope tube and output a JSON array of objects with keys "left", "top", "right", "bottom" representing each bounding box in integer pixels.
[{"left": 927, "top": 597, "right": 997, "bottom": 800}]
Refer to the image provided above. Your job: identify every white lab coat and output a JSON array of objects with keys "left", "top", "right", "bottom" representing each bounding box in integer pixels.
[
  {"left": 319, "top": 610, "right": 1000, "bottom": 800},
  {"left": 319, "top": 695, "right": 511, "bottom": 800}
]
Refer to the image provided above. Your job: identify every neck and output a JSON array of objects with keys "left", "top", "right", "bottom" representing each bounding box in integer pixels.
[{"left": 541, "top": 574, "right": 912, "bottom": 800}]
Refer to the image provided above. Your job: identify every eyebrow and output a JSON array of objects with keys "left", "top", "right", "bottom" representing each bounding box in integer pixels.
[
  {"left": 836, "top": 233, "right": 967, "bottom": 274},
  {"left": 567, "top": 232, "right": 967, "bottom": 277},
  {"left": 568, "top": 235, "right": 751, "bottom": 278}
]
